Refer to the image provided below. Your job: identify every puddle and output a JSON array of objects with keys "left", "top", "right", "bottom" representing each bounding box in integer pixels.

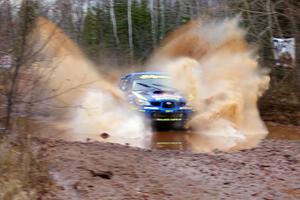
[
  {"left": 151, "top": 131, "right": 188, "bottom": 150},
  {"left": 152, "top": 122, "right": 300, "bottom": 150},
  {"left": 3, "top": 117, "right": 300, "bottom": 151},
  {"left": 266, "top": 122, "right": 300, "bottom": 140}
]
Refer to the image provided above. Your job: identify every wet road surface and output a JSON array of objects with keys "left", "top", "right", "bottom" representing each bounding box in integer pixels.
[
  {"left": 151, "top": 131, "right": 188, "bottom": 150},
  {"left": 152, "top": 122, "right": 300, "bottom": 150},
  {"left": 12, "top": 118, "right": 300, "bottom": 151},
  {"left": 36, "top": 138, "right": 300, "bottom": 200}
]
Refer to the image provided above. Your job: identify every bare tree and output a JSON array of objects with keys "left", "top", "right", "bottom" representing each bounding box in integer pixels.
[
  {"left": 72, "top": 0, "right": 86, "bottom": 42},
  {"left": 159, "top": 0, "right": 165, "bottom": 39},
  {"left": 128, "top": 0, "right": 134, "bottom": 60},
  {"left": 109, "top": 0, "right": 120, "bottom": 48},
  {"left": 149, "top": 0, "right": 157, "bottom": 47},
  {"left": 2, "top": 0, "right": 39, "bottom": 129}
]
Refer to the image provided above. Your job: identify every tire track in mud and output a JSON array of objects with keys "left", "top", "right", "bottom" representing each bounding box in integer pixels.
[
  {"left": 49, "top": 171, "right": 81, "bottom": 200},
  {"left": 37, "top": 138, "right": 300, "bottom": 200}
]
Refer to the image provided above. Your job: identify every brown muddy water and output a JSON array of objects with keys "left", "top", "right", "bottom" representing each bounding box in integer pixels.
[
  {"left": 12, "top": 118, "right": 300, "bottom": 151},
  {"left": 153, "top": 122, "right": 300, "bottom": 150}
]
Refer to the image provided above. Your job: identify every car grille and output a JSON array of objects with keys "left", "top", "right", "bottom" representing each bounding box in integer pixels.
[
  {"left": 162, "top": 101, "right": 175, "bottom": 109},
  {"left": 151, "top": 101, "right": 186, "bottom": 108},
  {"left": 152, "top": 112, "right": 184, "bottom": 119},
  {"left": 151, "top": 102, "right": 161, "bottom": 107},
  {"left": 177, "top": 101, "right": 186, "bottom": 107}
]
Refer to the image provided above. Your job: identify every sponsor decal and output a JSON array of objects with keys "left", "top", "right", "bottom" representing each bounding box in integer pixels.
[
  {"left": 139, "top": 75, "right": 170, "bottom": 79},
  {"left": 272, "top": 37, "right": 295, "bottom": 67},
  {"left": 156, "top": 142, "right": 182, "bottom": 145},
  {"left": 152, "top": 94, "right": 181, "bottom": 101},
  {"left": 155, "top": 118, "right": 182, "bottom": 121},
  {"left": 132, "top": 91, "right": 147, "bottom": 100},
  {"left": 143, "top": 107, "right": 159, "bottom": 110},
  {"left": 0, "top": 54, "right": 12, "bottom": 68}
]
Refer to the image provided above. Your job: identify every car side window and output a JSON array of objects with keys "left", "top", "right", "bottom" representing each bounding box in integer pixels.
[{"left": 119, "top": 77, "right": 130, "bottom": 91}]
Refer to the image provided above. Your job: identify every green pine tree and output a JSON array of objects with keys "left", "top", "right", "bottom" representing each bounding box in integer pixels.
[
  {"left": 19, "top": 0, "right": 39, "bottom": 36},
  {"left": 82, "top": 8, "right": 102, "bottom": 57}
]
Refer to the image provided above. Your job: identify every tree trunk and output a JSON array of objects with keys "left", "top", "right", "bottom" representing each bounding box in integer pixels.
[
  {"left": 159, "top": 0, "right": 165, "bottom": 40},
  {"left": 73, "top": 0, "right": 85, "bottom": 43},
  {"left": 127, "top": 0, "right": 134, "bottom": 60},
  {"left": 109, "top": 0, "right": 120, "bottom": 48},
  {"left": 149, "top": 0, "right": 157, "bottom": 48}
]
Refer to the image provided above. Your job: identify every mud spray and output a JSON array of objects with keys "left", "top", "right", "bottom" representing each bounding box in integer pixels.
[
  {"left": 30, "top": 17, "right": 151, "bottom": 148},
  {"left": 30, "top": 17, "right": 269, "bottom": 152},
  {"left": 148, "top": 18, "right": 270, "bottom": 152}
]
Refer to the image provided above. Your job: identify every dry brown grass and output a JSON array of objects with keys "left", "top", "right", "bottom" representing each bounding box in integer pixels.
[{"left": 0, "top": 130, "right": 50, "bottom": 200}]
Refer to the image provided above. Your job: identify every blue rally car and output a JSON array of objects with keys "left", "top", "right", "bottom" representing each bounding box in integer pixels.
[{"left": 119, "top": 71, "right": 193, "bottom": 129}]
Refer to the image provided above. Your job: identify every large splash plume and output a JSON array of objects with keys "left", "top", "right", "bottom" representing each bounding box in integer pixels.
[
  {"left": 29, "top": 17, "right": 151, "bottom": 148},
  {"left": 148, "top": 18, "right": 270, "bottom": 152}
]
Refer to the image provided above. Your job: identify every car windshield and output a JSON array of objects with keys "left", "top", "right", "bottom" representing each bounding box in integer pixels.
[{"left": 132, "top": 77, "right": 173, "bottom": 91}]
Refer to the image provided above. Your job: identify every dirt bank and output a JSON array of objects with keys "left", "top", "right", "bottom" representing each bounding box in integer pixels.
[{"left": 36, "top": 137, "right": 300, "bottom": 200}]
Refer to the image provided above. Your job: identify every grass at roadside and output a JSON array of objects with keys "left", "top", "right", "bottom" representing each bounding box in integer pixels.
[{"left": 0, "top": 134, "right": 50, "bottom": 200}]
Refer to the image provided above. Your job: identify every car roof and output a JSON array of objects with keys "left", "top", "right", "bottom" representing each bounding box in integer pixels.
[
  {"left": 122, "top": 71, "right": 166, "bottom": 79},
  {"left": 127, "top": 71, "right": 164, "bottom": 76}
]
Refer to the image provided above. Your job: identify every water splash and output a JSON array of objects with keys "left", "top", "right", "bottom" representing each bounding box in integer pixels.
[
  {"left": 148, "top": 18, "right": 270, "bottom": 152},
  {"left": 29, "top": 17, "right": 151, "bottom": 148}
]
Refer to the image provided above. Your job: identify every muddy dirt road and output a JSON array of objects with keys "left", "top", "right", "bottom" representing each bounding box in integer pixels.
[
  {"left": 30, "top": 120, "right": 300, "bottom": 151},
  {"left": 35, "top": 125, "right": 300, "bottom": 200},
  {"left": 152, "top": 122, "right": 300, "bottom": 150}
]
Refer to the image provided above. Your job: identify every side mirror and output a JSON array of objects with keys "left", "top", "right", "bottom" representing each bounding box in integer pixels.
[
  {"left": 120, "top": 84, "right": 127, "bottom": 91},
  {"left": 119, "top": 78, "right": 128, "bottom": 91}
]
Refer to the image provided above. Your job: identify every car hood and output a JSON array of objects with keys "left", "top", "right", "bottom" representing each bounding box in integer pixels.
[{"left": 132, "top": 90, "right": 186, "bottom": 102}]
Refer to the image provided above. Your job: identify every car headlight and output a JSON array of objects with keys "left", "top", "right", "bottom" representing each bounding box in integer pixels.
[
  {"left": 135, "top": 98, "right": 151, "bottom": 106},
  {"left": 180, "top": 100, "right": 193, "bottom": 110},
  {"left": 185, "top": 101, "right": 193, "bottom": 107}
]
